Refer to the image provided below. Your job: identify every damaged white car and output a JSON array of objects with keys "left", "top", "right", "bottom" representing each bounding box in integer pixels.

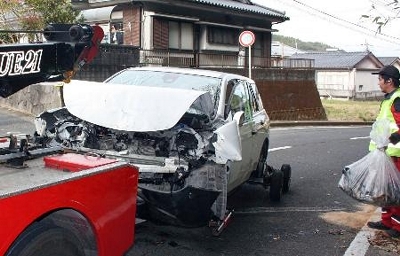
[{"left": 34, "top": 67, "right": 291, "bottom": 231}]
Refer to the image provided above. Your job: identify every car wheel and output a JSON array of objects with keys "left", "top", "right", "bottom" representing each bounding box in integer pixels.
[
  {"left": 269, "top": 169, "right": 283, "bottom": 202},
  {"left": 281, "top": 164, "right": 291, "bottom": 193}
]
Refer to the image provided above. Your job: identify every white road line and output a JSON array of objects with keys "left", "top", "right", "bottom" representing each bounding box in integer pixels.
[
  {"left": 350, "top": 136, "right": 370, "bottom": 140},
  {"left": 343, "top": 208, "right": 380, "bottom": 256},
  {"left": 272, "top": 126, "right": 371, "bottom": 131},
  {"left": 235, "top": 206, "right": 347, "bottom": 214},
  {"left": 268, "top": 146, "right": 292, "bottom": 152},
  {"left": 343, "top": 226, "right": 373, "bottom": 256}
]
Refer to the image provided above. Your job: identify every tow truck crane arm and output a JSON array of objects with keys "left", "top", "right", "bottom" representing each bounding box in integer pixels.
[{"left": 0, "top": 24, "right": 104, "bottom": 98}]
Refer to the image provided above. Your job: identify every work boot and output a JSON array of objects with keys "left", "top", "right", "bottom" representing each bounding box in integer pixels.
[{"left": 367, "top": 221, "right": 390, "bottom": 230}]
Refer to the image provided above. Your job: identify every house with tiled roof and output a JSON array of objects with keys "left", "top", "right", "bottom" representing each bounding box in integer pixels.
[
  {"left": 378, "top": 57, "right": 400, "bottom": 70},
  {"left": 72, "top": 0, "right": 289, "bottom": 67},
  {"left": 291, "top": 51, "right": 384, "bottom": 99}
]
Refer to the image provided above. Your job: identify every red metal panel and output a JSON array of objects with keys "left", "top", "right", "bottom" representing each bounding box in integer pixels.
[
  {"left": 0, "top": 162, "right": 138, "bottom": 256},
  {"left": 43, "top": 153, "right": 117, "bottom": 172}
]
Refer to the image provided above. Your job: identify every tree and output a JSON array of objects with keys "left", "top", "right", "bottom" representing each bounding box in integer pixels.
[
  {"left": 362, "top": 0, "right": 400, "bottom": 33},
  {"left": 272, "top": 34, "right": 335, "bottom": 52},
  {"left": 0, "top": 0, "right": 25, "bottom": 43},
  {"left": 0, "top": 0, "right": 83, "bottom": 43},
  {"left": 25, "top": 0, "right": 82, "bottom": 27}
]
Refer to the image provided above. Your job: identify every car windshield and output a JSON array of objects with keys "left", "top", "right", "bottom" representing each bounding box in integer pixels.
[
  {"left": 106, "top": 69, "right": 221, "bottom": 96},
  {"left": 105, "top": 69, "right": 222, "bottom": 120}
]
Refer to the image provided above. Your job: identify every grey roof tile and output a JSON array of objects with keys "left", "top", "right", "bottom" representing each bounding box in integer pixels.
[
  {"left": 378, "top": 57, "right": 399, "bottom": 66},
  {"left": 189, "top": 0, "right": 288, "bottom": 19},
  {"left": 290, "top": 51, "right": 373, "bottom": 69}
]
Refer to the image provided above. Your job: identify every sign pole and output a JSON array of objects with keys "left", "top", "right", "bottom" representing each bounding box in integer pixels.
[
  {"left": 238, "top": 30, "right": 255, "bottom": 79},
  {"left": 248, "top": 45, "right": 252, "bottom": 79}
]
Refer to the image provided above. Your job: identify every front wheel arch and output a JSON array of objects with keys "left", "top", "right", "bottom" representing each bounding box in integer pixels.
[{"left": 254, "top": 139, "right": 269, "bottom": 178}]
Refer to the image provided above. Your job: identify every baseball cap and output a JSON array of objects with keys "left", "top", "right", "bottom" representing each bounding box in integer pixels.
[{"left": 372, "top": 65, "right": 400, "bottom": 80}]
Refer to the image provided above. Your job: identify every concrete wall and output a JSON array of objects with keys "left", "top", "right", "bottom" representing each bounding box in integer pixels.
[{"left": 0, "top": 83, "right": 64, "bottom": 117}]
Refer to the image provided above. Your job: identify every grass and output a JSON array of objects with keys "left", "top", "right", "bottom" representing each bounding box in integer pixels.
[{"left": 321, "top": 99, "right": 380, "bottom": 122}]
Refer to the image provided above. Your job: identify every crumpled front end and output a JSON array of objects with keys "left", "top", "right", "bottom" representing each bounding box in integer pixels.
[{"left": 34, "top": 104, "right": 240, "bottom": 226}]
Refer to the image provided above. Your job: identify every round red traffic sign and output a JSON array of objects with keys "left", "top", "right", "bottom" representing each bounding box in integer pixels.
[{"left": 239, "top": 30, "right": 255, "bottom": 47}]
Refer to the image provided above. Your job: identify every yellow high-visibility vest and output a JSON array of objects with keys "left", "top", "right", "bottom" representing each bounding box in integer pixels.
[{"left": 369, "top": 89, "right": 400, "bottom": 156}]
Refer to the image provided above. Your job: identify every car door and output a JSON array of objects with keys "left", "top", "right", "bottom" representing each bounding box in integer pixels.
[
  {"left": 245, "top": 81, "right": 269, "bottom": 171},
  {"left": 225, "top": 79, "right": 255, "bottom": 191}
]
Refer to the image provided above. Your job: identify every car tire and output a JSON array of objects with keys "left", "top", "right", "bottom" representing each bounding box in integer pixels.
[
  {"left": 281, "top": 164, "right": 291, "bottom": 193},
  {"left": 269, "top": 169, "right": 283, "bottom": 202}
]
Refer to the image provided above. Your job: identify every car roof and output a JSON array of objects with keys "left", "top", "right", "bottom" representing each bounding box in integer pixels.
[{"left": 124, "top": 66, "right": 252, "bottom": 81}]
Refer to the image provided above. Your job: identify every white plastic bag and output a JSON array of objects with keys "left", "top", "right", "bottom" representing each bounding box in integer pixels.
[{"left": 338, "top": 119, "right": 400, "bottom": 206}]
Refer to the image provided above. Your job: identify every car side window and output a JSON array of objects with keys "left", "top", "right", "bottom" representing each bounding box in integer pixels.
[
  {"left": 247, "top": 82, "right": 261, "bottom": 113},
  {"left": 228, "top": 80, "right": 253, "bottom": 121}
]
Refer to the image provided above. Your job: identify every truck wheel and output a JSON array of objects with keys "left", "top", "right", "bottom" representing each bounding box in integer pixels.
[
  {"left": 269, "top": 169, "right": 283, "bottom": 202},
  {"left": 7, "top": 223, "right": 85, "bottom": 256},
  {"left": 281, "top": 164, "right": 291, "bottom": 193}
]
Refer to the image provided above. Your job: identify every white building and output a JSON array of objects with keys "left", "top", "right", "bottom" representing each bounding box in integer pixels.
[{"left": 291, "top": 51, "right": 384, "bottom": 100}]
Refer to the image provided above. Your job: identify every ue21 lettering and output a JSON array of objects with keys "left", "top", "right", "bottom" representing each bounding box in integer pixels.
[{"left": 0, "top": 49, "right": 43, "bottom": 77}]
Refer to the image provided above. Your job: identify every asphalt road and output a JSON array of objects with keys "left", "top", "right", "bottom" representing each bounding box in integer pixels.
[
  {"left": 1, "top": 107, "right": 398, "bottom": 256},
  {"left": 127, "top": 125, "right": 380, "bottom": 256}
]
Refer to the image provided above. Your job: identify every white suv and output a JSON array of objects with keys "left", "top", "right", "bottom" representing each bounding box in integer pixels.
[{"left": 34, "top": 67, "right": 290, "bottom": 229}]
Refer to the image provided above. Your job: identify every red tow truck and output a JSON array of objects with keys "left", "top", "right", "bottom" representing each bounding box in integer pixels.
[{"left": 0, "top": 24, "right": 139, "bottom": 255}]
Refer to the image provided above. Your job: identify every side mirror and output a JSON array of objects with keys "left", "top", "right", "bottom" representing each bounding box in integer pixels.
[{"left": 233, "top": 111, "right": 245, "bottom": 126}]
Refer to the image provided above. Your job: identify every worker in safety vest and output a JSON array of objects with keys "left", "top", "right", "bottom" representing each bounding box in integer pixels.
[{"left": 367, "top": 65, "right": 400, "bottom": 238}]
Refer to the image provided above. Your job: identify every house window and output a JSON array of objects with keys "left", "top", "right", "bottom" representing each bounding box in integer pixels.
[
  {"left": 168, "top": 21, "right": 194, "bottom": 50},
  {"left": 153, "top": 19, "right": 169, "bottom": 49},
  {"left": 207, "top": 26, "right": 238, "bottom": 46},
  {"left": 359, "top": 85, "right": 363, "bottom": 91},
  {"left": 111, "top": 23, "right": 124, "bottom": 45}
]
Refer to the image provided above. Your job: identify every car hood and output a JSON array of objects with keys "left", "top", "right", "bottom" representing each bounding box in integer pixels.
[{"left": 63, "top": 80, "right": 208, "bottom": 132}]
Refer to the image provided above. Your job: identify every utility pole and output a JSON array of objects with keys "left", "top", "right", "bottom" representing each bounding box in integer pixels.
[{"left": 362, "top": 39, "right": 372, "bottom": 52}]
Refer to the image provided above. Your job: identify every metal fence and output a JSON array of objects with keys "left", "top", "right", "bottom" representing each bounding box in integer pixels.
[
  {"left": 139, "top": 49, "right": 315, "bottom": 69},
  {"left": 75, "top": 45, "right": 314, "bottom": 81}
]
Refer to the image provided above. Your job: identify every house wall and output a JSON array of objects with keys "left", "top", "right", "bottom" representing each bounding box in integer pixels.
[
  {"left": 316, "top": 70, "right": 354, "bottom": 98},
  {"left": 354, "top": 71, "right": 383, "bottom": 99},
  {"left": 316, "top": 57, "right": 384, "bottom": 100}
]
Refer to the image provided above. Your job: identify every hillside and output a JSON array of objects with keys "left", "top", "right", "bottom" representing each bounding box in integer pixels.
[{"left": 272, "top": 34, "right": 339, "bottom": 52}]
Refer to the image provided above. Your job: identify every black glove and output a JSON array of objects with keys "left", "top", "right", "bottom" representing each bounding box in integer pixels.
[{"left": 389, "top": 132, "right": 400, "bottom": 144}]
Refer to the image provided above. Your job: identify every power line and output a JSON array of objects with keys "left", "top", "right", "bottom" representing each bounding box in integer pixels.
[{"left": 280, "top": 0, "right": 400, "bottom": 44}]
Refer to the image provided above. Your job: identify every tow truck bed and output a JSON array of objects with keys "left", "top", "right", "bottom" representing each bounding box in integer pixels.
[
  {"left": 0, "top": 153, "right": 119, "bottom": 199},
  {"left": 0, "top": 151, "right": 139, "bottom": 256}
]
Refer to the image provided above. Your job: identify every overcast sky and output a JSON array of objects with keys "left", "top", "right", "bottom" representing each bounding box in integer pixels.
[{"left": 252, "top": 0, "right": 400, "bottom": 57}]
